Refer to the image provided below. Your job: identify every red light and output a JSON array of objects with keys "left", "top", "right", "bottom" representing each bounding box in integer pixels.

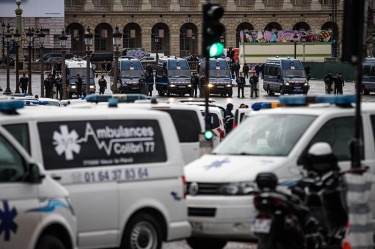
[
  {"left": 182, "top": 176, "right": 187, "bottom": 199},
  {"left": 270, "top": 197, "right": 282, "bottom": 207},
  {"left": 253, "top": 196, "right": 260, "bottom": 207}
]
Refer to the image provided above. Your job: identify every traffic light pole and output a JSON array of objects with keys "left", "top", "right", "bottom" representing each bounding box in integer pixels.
[{"left": 204, "top": 57, "right": 210, "bottom": 132}]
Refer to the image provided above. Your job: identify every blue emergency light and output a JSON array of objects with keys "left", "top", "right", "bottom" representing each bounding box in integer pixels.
[
  {"left": 24, "top": 100, "right": 48, "bottom": 106},
  {"left": 279, "top": 95, "right": 356, "bottom": 106},
  {"left": 0, "top": 100, "right": 25, "bottom": 112},
  {"left": 86, "top": 94, "right": 148, "bottom": 103},
  {"left": 251, "top": 102, "right": 282, "bottom": 111},
  {"left": 9, "top": 93, "right": 30, "bottom": 97}
]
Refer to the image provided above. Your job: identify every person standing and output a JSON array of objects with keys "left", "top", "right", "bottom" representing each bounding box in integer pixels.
[
  {"left": 199, "top": 76, "right": 206, "bottom": 97},
  {"left": 76, "top": 74, "right": 83, "bottom": 98},
  {"left": 101, "top": 61, "right": 106, "bottom": 73},
  {"left": 55, "top": 74, "right": 62, "bottom": 100},
  {"left": 243, "top": 63, "right": 249, "bottom": 79},
  {"left": 146, "top": 64, "right": 154, "bottom": 96},
  {"left": 234, "top": 61, "right": 240, "bottom": 79},
  {"left": 255, "top": 64, "right": 260, "bottom": 78},
  {"left": 250, "top": 72, "right": 259, "bottom": 98},
  {"left": 305, "top": 65, "right": 311, "bottom": 81},
  {"left": 50, "top": 65, "right": 56, "bottom": 79},
  {"left": 20, "top": 73, "right": 28, "bottom": 94},
  {"left": 236, "top": 72, "right": 245, "bottom": 98},
  {"left": 44, "top": 74, "right": 53, "bottom": 98},
  {"left": 260, "top": 63, "right": 265, "bottom": 79},
  {"left": 191, "top": 72, "right": 199, "bottom": 97},
  {"left": 224, "top": 103, "right": 234, "bottom": 134},
  {"left": 324, "top": 71, "right": 333, "bottom": 94},
  {"left": 98, "top": 74, "right": 107, "bottom": 94},
  {"left": 334, "top": 72, "right": 344, "bottom": 95}
]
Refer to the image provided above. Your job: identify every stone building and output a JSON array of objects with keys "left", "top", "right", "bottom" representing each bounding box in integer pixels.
[{"left": 65, "top": 0, "right": 352, "bottom": 58}]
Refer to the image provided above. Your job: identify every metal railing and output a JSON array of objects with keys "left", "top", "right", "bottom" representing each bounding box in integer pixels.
[
  {"left": 65, "top": 5, "right": 84, "bottom": 11},
  {"left": 123, "top": 5, "right": 141, "bottom": 11}
]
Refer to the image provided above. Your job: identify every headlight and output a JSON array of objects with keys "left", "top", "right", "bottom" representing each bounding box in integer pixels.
[
  {"left": 208, "top": 83, "right": 213, "bottom": 88},
  {"left": 188, "top": 84, "right": 192, "bottom": 87},
  {"left": 170, "top": 84, "right": 176, "bottom": 87},
  {"left": 220, "top": 182, "right": 256, "bottom": 195},
  {"left": 90, "top": 85, "right": 95, "bottom": 89},
  {"left": 226, "top": 84, "right": 232, "bottom": 87},
  {"left": 304, "top": 82, "right": 308, "bottom": 86},
  {"left": 285, "top": 82, "right": 289, "bottom": 86},
  {"left": 71, "top": 85, "right": 76, "bottom": 89}
]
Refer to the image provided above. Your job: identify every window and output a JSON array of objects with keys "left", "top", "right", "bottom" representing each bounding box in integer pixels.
[
  {"left": 363, "top": 65, "right": 371, "bottom": 77},
  {"left": 122, "top": 0, "right": 136, "bottom": 4},
  {"left": 65, "top": 0, "right": 82, "bottom": 5},
  {"left": 151, "top": 0, "right": 166, "bottom": 5},
  {"left": 370, "top": 66, "right": 375, "bottom": 77},
  {"left": 93, "top": 0, "right": 110, "bottom": 5},
  {"left": 308, "top": 117, "right": 363, "bottom": 161},
  {"left": 180, "top": 0, "right": 192, "bottom": 5},
  {"left": 201, "top": 112, "right": 220, "bottom": 129},
  {"left": 263, "top": 0, "right": 275, "bottom": 5},
  {"left": 158, "top": 110, "right": 202, "bottom": 142},
  {"left": 292, "top": 0, "right": 305, "bottom": 4},
  {"left": 3, "top": 124, "right": 31, "bottom": 155},
  {"left": 0, "top": 134, "right": 25, "bottom": 182},
  {"left": 319, "top": 0, "right": 332, "bottom": 4}
]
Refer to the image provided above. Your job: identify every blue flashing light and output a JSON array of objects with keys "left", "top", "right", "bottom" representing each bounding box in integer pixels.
[
  {"left": 0, "top": 100, "right": 25, "bottom": 112},
  {"left": 86, "top": 94, "right": 148, "bottom": 103},
  {"left": 108, "top": 98, "right": 119, "bottom": 107},
  {"left": 251, "top": 102, "right": 263, "bottom": 111},
  {"left": 10, "top": 93, "right": 30, "bottom": 97},
  {"left": 279, "top": 95, "right": 356, "bottom": 106},
  {"left": 261, "top": 102, "right": 272, "bottom": 109}
]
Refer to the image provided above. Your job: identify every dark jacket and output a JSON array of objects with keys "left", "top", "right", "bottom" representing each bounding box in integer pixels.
[
  {"left": 98, "top": 78, "right": 107, "bottom": 88},
  {"left": 250, "top": 75, "right": 259, "bottom": 86},
  {"left": 191, "top": 76, "right": 199, "bottom": 86},
  {"left": 243, "top": 64, "right": 249, "bottom": 73},
  {"left": 20, "top": 76, "right": 28, "bottom": 88},
  {"left": 324, "top": 74, "right": 333, "bottom": 84},
  {"left": 224, "top": 108, "right": 234, "bottom": 133},
  {"left": 236, "top": 76, "right": 245, "bottom": 87}
]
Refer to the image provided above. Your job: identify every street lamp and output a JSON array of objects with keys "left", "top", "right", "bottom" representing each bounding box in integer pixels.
[
  {"left": 3, "top": 27, "right": 12, "bottom": 95},
  {"left": 113, "top": 25, "right": 122, "bottom": 94},
  {"left": 372, "top": 33, "right": 375, "bottom": 57},
  {"left": 31, "top": 28, "right": 36, "bottom": 61},
  {"left": 301, "top": 32, "right": 306, "bottom": 62},
  {"left": 37, "top": 28, "right": 45, "bottom": 97},
  {"left": 84, "top": 26, "right": 93, "bottom": 96},
  {"left": 155, "top": 34, "right": 159, "bottom": 64},
  {"left": 1, "top": 22, "right": 6, "bottom": 67},
  {"left": 75, "top": 33, "right": 79, "bottom": 56},
  {"left": 192, "top": 33, "right": 196, "bottom": 57},
  {"left": 26, "top": 27, "right": 34, "bottom": 95},
  {"left": 13, "top": 29, "right": 21, "bottom": 93},
  {"left": 293, "top": 32, "right": 298, "bottom": 59},
  {"left": 59, "top": 29, "right": 68, "bottom": 100}
]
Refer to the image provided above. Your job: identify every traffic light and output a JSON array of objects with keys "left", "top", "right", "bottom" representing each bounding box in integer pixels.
[
  {"left": 204, "top": 130, "right": 214, "bottom": 140},
  {"left": 202, "top": 3, "right": 225, "bottom": 58}
]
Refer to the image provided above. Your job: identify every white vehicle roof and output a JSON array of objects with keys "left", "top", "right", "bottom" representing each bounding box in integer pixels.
[{"left": 65, "top": 59, "right": 93, "bottom": 68}]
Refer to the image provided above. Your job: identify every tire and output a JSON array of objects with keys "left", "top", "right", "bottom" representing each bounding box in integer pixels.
[
  {"left": 69, "top": 92, "right": 73, "bottom": 99},
  {"left": 158, "top": 90, "right": 164, "bottom": 96},
  {"left": 36, "top": 235, "right": 65, "bottom": 249},
  {"left": 167, "top": 90, "right": 171, "bottom": 97},
  {"left": 121, "top": 213, "right": 162, "bottom": 249},
  {"left": 280, "top": 88, "right": 285, "bottom": 95},
  {"left": 228, "top": 90, "right": 233, "bottom": 97},
  {"left": 303, "top": 91, "right": 308, "bottom": 95},
  {"left": 190, "top": 90, "right": 194, "bottom": 97},
  {"left": 186, "top": 237, "right": 227, "bottom": 249},
  {"left": 362, "top": 85, "right": 370, "bottom": 95},
  {"left": 266, "top": 86, "right": 273, "bottom": 96}
]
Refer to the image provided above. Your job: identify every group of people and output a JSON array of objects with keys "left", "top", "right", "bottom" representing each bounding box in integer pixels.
[
  {"left": 324, "top": 71, "right": 345, "bottom": 95},
  {"left": 236, "top": 72, "right": 259, "bottom": 98}
]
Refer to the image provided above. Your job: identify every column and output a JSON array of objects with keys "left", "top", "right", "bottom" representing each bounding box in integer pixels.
[
  {"left": 170, "top": 30, "right": 180, "bottom": 58},
  {"left": 84, "top": 0, "right": 94, "bottom": 11},
  {"left": 254, "top": 0, "right": 264, "bottom": 10},
  {"left": 113, "top": 0, "right": 122, "bottom": 10},
  {"left": 226, "top": 0, "right": 236, "bottom": 11},
  {"left": 310, "top": 0, "right": 321, "bottom": 11},
  {"left": 282, "top": 0, "right": 292, "bottom": 10},
  {"left": 141, "top": 0, "right": 151, "bottom": 10}
]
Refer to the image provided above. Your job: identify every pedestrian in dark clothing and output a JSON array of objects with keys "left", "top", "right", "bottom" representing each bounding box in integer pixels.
[
  {"left": 76, "top": 74, "right": 83, "bottom": 98},
  {"left": 305, "top": 65, "right": 311, "bottom": 80},
  {"left": 199, "top": 76, "right": 206, "bottom": 97},
  {"left": 230, "top": 63, "right": 235, "bottom": 79},
  {"left": 224, "top": 103, "right": 234, "bottom": 134},
  {"left": 191, "top": 72, "right": 199, "bottom": 97},
  {"left": 98, "top": 75, "right": 107, "bottom": 94},
  {"left": 324, "top": 71, "right": 334, "bottom": 94},
  {"left": 234, "top": 62, "right": 240, "bottom": 78},
  {"left": 50, "top": 65, "right": 56, "bottom": 79},
  {"left": 106, "top": 62, "right": 112, "bottom": 72},
  {"left": 20, "top": 73, "right": 28, "bottom": 94},
  {"left": 56, "top": 62, "right": 62, "bottom": 75},
  {"left": 55, "top": 74, "right": 62, "bottom": 100},
  {"left": 139, "top": 75, "right": 148, "bottom": 95},
  {"left": 236, "top": 72, "right": 245, "bottom": 98},
  {"left": 243, "top": 63, "right": 249, "bottom": 79},
  {"left": 260, "top": 64, "right": 265, "bottom": 79},
  {"left": 334, "top": 72, "right": 344, "bottom": 95},
  {"left": 44, "top": 74, "right": 53, "bottom": 98},
  {"left": 250, "top": 72, "right": 259, "bottom": 98},
  {"left": 101, "top": 61, "right": 106, "bottom": 73},
  {"left": 255, "top": 64, "right": 260, "bottom": 77}
]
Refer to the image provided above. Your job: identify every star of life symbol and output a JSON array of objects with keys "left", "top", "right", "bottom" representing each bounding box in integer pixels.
[
  {"left": 53, "top": 125, "right": 81, "bottom": 160},
  {"left": 0, "top": 201, "right": 18, "bottom": 241},
  {"left": 204, "top": 158, "right": 230, "bottom": 170}
]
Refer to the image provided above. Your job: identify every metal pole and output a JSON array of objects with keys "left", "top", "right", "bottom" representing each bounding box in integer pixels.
[
  {"left": 156, "top": 41, "right": 158, "bottom": 64},
  {"left": 15, "top": 43, "right": 20, "bottom": 93},
  {"left": 40, "top": 44, "right": 44, "bottom": 97},
  {"left": 86, "top": 48, "right": 91, "bottom": 96},
  {"left": 113, "top": 49, "right": 118, "bottom": 94},
  {"left": 28, "top": 43, "right": 32, "bottom": 95},
  {"left": 303, "top": 42, "right": 305, "bottom": 62},
  {"left": 4, "top": 42, "right": 11, "bottom": 94},
  {"left": 204, "top": 57, "right": 210, "bottom": 131},
  {"left": 62, "top": 49, "right": 66, "bottom": 99},
  {"left": 294, "top": 41, "right": 297, "bottom": 59}
]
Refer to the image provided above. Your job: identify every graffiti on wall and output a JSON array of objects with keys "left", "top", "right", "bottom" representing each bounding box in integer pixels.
[{"left": 239, "top": 29, "right": 332, "bottom": 43}]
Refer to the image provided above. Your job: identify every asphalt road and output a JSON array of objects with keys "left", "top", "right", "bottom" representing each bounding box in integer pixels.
[{"left": 0, "top": 71, "right": 372, "bottom": 249}]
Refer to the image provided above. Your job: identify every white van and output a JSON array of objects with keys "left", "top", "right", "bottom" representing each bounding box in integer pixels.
[
  {"left": 184, "top": 95, "right": 375, "bottom": 249},
  {"left": 0, "top": 100, "right": 77, "bottom": 249},
  {"left": 0, "top": 103, "right": 191, "bottom": 249}
]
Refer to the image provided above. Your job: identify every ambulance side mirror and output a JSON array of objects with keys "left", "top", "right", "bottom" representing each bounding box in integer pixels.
[{"left": 28, "top": 164, "right": 45, "bottom": 184}]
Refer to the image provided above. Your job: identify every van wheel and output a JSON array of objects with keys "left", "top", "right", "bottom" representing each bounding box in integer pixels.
[
  {"left": 167, "top": 90, "right": 171, "bottom": 97},
  {"left": 158, "top": 90, "right": 164, "bottom": 96},
  {"left": 280, "top": 88, "right": 285, "bottom": 95},
  {"left": 36, "top": 235, "right": 65, "bottom": 249},
  {"left": 122, "top": 213, "right": 162, "bottom": 249},
  {"left": 228, "top": 90, "right": 233, "bottom": 97},
  {"left": 190, "top": 90, "right": 194, "bottom": 97},
  {"left": 362, "top": 85, "right": 370, "bottom": 95},
  {"left": 69, "top": 92, "right": 73, "bottom": 99},
  {"left": 186, "top": 237, "right": 227, "bottom": 249},
  {"left": 266, "top": 86, "right": 273, "bottom": 96}
]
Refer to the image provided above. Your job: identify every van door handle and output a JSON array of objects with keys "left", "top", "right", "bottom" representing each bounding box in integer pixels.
[{"left": 51, "top": 175, "right": 62, "bottom": 181}]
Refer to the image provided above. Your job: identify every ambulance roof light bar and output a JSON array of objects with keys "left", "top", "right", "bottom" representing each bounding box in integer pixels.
[{"left": 279, "top": 95, "right": 356, "bottom": 106}]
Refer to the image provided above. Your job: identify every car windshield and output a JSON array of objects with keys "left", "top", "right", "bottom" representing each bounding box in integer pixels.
[
  {"left": 69, "top": 68, "right": 94, "bottom": 78},
  {"left": 213, "top": 114, "right": 316, "bottom": 156},
  {"left": 209, "top": 70, "right": 231, "bottom": 77},
  {"left": 168, "top": 60, "right": 191, "bottom": 77},
  {"left": 282, "top": 70, "right": 306, "bottom": 78},
  {"left": 120, "top": 60, "right": 144, "bottom": 78}
]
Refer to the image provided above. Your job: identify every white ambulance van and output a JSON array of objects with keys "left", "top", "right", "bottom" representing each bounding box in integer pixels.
[
  {"left": 184, "top": 95, "right": 375, "bottom": 249},
  {"left": 0, "top": 100, "right": 191, "bottom": 249},
  {"left": 0, "top": 100, "right": 77, "bottom": 249}
]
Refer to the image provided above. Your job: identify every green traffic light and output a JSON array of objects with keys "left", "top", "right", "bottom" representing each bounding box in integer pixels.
[
  {"left": 204, "top": 130, "right": 214, "bottom": 140},
  {"left": 209, "top": 42, "right": 224, "bottom": 57}
]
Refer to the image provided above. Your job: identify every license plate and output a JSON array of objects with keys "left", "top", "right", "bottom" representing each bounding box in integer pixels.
[
  {"left": 217, "top": 86, "right": 224, "bottom": 88},
  {"left": 190, "top": 222, "right": 203, "bottom": 232},
  {"left": 251, "top": 218, "right": 272, "bottom": 233},
  {"left": 179, "top": 85, "right": 186, "bottom": 88},
  {"left": 132, "top": 87, "right": 139, "bottom": 89},
  {"left": 294, "top": 86, "right": 301, "bottom": 88}
]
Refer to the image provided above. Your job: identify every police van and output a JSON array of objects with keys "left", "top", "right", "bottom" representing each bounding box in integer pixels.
[
  {"left": 155, "top": 56, "right": 193, "bottom": 97},
  {"left": 361, "top": 57, "right": 375, "bottom": 95},
  {"left": 199, "top": 58, "right": 232, "bottom": 97},
  {"left": 0, "top": 100, "right": 77, "bottom": 249},
  {"left": 110, "top": 57, "right": 146, "bottom": 94},
  {"left": 184, "top": 95, "right": 375, "bottom": 249},
  {"left": 65, "top": 58, "right": 96, "bottom": 98},
  {"left": 0, "top": 102, "right": 191, "bottom": 249},
  {"left": 263, "top": 57, "right": 309, "bottom": 95}
]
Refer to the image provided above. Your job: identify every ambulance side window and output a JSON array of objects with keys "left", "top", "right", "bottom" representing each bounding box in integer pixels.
[
  {"left": 0, "top": 134, "right": 25, "bottom": 182},
  {"left": 3, "top": 124, "right": 31, "bottom": 155}
]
